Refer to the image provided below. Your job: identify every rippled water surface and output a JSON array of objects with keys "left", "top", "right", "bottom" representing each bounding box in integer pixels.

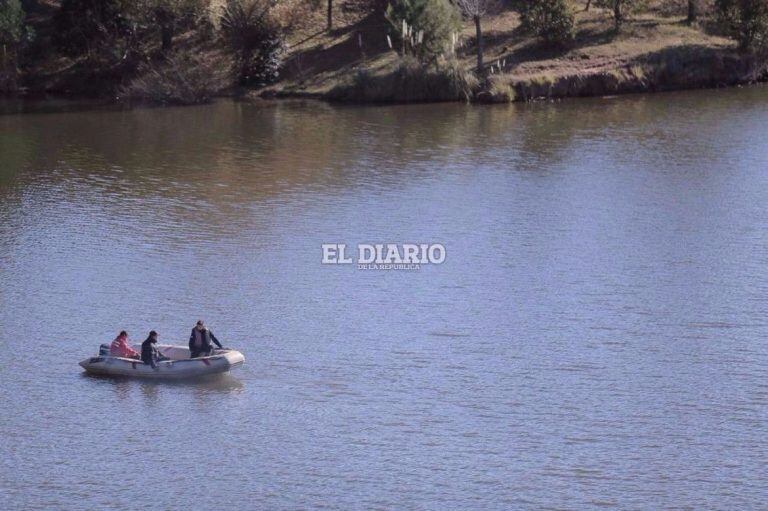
[{"left": 2, "top": 89, "right": 768, "bottom": 510}]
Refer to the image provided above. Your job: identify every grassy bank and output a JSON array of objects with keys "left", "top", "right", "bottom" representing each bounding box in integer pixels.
[
  {"left": 260, "top": 2, "right": 768, "bottom": 103},
  {"left": 5, "top": 1, "right": 768, "bottom": 105}
]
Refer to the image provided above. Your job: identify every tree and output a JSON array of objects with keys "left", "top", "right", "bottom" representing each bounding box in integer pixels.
[
  {"left": 594, "top": 0, "right": 639, "bottom": 30},
  {"left": 716, "top": 0, "right": 768, "bottom": 52},
  {"left": 0, "top": 0, "right": 23, "bottom": 89},
  {"left": 455, "top": 0, "right": 499, "bottom": 73},
  {"left": 613, "top": 0, "right": 623, "bottom": 28},
  {"left": 0, "top": 0, "right": 23, "bottom": 51},
  {"left": 386, "top": 0, "right": 462, "bottom": 64},
  {"left": 687, "top": 0, "right": 697, "bottom": 23},
  {"left": 327, "top": 0, "right": 332, "bottom": 30},
  {"left": 53, "top": 0, "right": 134, "bottom": 59},
  {"left": 141, "top": 0, "right": 207, "bottom": 53}
]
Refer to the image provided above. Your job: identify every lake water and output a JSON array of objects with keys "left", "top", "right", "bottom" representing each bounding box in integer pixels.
[{"left": 1, "top": 89, "right": 767, "bottom": 510}]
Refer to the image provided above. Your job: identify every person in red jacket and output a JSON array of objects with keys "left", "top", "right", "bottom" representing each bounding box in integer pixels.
[{"left": 110, "top": 331, "right": 140, "bottom": 359}]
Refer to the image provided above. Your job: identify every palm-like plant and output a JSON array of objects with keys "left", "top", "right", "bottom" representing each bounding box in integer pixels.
[{"left": 220, "top": 0, "right": 285, "bottom": 85}]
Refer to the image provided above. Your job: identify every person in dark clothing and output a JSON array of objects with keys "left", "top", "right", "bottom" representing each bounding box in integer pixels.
[
  {"left": 189, "top": 320, "right": 223, "bottom": 358},
  {"left": 141, "top": 330, "right": 168, "bottom": 369}
]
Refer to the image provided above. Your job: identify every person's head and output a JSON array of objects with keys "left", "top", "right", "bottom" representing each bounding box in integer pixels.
[
  {"left": 196, "top": 320, "right": 205, "bottom": 331},
  {"left": 118, "top": 330, "right": 127, "bottom": 338},
  {"left": 148, "top": 330, "right": 158, "bottom": 342}
]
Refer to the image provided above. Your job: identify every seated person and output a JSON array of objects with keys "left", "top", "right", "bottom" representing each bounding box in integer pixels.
[
  {"left": 188, "top": 320, "right": 223, "bottom": 358},
  {"left": 110, "top": 331, "right": 140, "bottom": 359},
  {"left": 141, "top": 331, "right": 169, "bottom": 369}
]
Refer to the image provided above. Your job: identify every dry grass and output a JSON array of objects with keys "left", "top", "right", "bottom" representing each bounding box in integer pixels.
[
  {"left": 327, "top": 56, "right": 479, "bottom": 103},
  {"left": 460, "top": 6, "right": 735, "bottom": 88},
  {"left": 120, "top": 52, "right": 231, "bottom": 105}
]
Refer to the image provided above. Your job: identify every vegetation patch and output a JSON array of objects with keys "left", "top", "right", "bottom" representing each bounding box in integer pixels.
[
  {"left": 518, "top": 0, "right": 576, "bottom": 46},
  {"left": 120, "top": 51, "right": 230, "bottom": 105},
  {"left": 330, "top": 55, "right": 478, "bottom": 102}
]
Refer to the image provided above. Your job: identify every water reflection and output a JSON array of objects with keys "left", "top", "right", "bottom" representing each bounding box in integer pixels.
[{"left": 81, "top": 373, "right": 245, "bottom": 394}]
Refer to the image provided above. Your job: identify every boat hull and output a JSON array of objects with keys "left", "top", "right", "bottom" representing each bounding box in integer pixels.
[{"left": 79, "top": 345, "right": 244, "bottom": 380}]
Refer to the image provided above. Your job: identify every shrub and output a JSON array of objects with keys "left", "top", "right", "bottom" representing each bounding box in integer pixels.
[
  {"left": 386, "top": 0, "right": 462, "bottom": 63},
  {"left": 120, "top": 51, "right": 229, "bottom": 104},
  {"left": 486, "top": 75, "right": 515, "bottom": 102},
  {"left": 519, "top": 0, "right": 575, "bottom": 46},
  {"left": 716, "top": 0, "right": 768, "bottom": 52},
  {"left": 220, "top": 0, "right": 285, "bottom": 86},
  {"left": 336, "top": 56, "right": 478, "bottom": 102},
  {"left": 433, "top": 58, "right": 480, "bottom": 100}
]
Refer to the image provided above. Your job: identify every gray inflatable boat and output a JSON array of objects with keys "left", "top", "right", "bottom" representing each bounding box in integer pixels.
[{"left": 80, "top": 344, "right": 245, "bottom": 380}]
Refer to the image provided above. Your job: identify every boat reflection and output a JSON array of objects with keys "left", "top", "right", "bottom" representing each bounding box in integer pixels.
[{"left": 80, "top": 371, "right": 245, "bottom": 393}]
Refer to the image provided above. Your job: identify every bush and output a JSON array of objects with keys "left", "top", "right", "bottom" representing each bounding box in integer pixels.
[
  {"left": 485, "top": 76, "right": 516, "bottom": 102},
  {"left": 519, "top": 0, "right": 575, "bottom": 46},
  {"left": 120, "top": 51, "right": 229, "bottom": 104},
  {"left": 716, "top": 0, "right": 768, "bottom": 52},
  {"left": 220, "top": 0, "right": 285, "bottom": 86},
  {"left": 335, "top": 56, "right": 478, "bottom": 102},
  {"left": 386, "top": 0, "right": 462, "bottom": 63}
]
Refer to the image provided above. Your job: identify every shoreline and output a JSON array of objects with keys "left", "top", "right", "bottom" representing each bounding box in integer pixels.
[
  {"left": 4, "top": 46, "right": 767, "bottom": 108},
  {"left": 257, "top": 48, "right": 768, "bottom": 105},
  {"left": 5, "top": 4, "right": 767, "bottom": 109},
  {"left": 255, "top": 7, "right": 768, "bottom": 106},
  {"left": 264, "top": 58, "right": 768, "bottom": 105},
  {"left": 2, "top": 77, "right": 767, "bottom": 111},
  {"left": 3, "top": 60, "right": 767, "bottom": 109}
]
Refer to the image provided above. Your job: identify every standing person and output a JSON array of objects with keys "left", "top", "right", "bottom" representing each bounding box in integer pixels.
[
  {"left": 189, "top": 320, "right": 223, "bottom": 358},
  {"left": 141, "top": 331, "right": 167, "bottom": 369},
  {"left": 110, "top": 331, "right": 139, "bottom": 359}
]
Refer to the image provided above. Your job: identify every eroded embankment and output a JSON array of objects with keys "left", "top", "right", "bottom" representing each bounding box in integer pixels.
[{"left": 484, "top": 47, "right": 768, "bottom": 103}]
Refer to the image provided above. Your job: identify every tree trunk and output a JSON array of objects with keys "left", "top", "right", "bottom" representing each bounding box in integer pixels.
[
  {"left": 157, "top": 9, "right": 173, "bottom": 53},
  {"left": 687, "top": 0, "right": 697, "bottom": 24},
  {"left": 474, "top": 15, "right": 483, "bottom": 73},
  {"left": 327, "top": 0, "right": 333, "bottom": 31},
  {"left": 161, "top": 24, "right": 173, "bottom": 52},
  {"left": 614, "top": 0, "right": 622, "bottom": 30},
  {"left": 1, "top": 43, "right": 19, "bottom": 93},
  {"left": 585, "top": 0, "right": 591, "bottom": 11}
]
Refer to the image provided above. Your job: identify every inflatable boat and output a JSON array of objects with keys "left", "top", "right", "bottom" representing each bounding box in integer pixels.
[{"left": 79, "top": 344, "right": 245, "bottom": 380}]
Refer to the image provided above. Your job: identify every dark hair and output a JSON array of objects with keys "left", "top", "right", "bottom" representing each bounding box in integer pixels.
[
  {"left": 149, "top": 330, "right": 157, "bottom": 337},
  {"left": 196, "top": 320, "right": 204, "bottom": 326},
  {"left": 119, "top": 331, "right": 127, "bottom": 337}
]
